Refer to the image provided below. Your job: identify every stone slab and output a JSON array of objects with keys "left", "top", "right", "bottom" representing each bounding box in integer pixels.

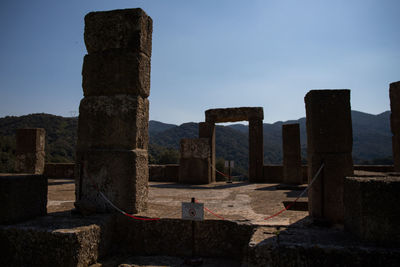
[
  {"left": 14, "top": 150, "right": 45, "bottom": 174},
  {"left": 77, "top": 95, "right": 149, "bottom": 151},
  {"left": 0, "top": 174, "right": 47, "bottom": 224},
  {"left": 344, "top": 175, "right": 400, "bottom": 245},
  {"left": 82, "top": 50, "right": 150, "bottom": 97},
  {"left": 305, "top": 89, "right": 352, "bottom": 153},
  {"left": 165, "top": 164, "right": 179, "bottom": 182},
  {"left": 15, "top": 128, "right": 45, "bottom": 153},
  {"left": 205, "top": 107, "right": 263, "bottom": 123},
  {"left": 84, "top": 8, "right": 152, "bottom": 57},
  {"left": 75, "top": 149, "right": 148, "bottom": 214}
]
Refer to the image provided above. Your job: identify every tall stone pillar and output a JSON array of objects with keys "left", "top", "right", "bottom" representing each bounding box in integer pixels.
[
  {"left": 282, "top": 123, "right": 302, "bottom": 184},
  {"left": 389, "top": 81, "right": 400, "bottom": 171},
  {"left": 249, "top": 118, "right": 264, "bottom": 182},
  {"left": 305, "top": 90, "right": 353, "bottom": 224},
  {"left": 199, "top": 122, "right": 215, "bottom": 182},
  {"left": 15, "top": 128, "right": 45, "bottom": 174},
  {"left": 75, "top": 8, "right": 152, "bottom": 214}
]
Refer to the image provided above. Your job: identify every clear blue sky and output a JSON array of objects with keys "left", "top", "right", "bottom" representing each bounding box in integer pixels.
[{"left": 0, "top": 0, "right": 399, "bottom": 124}]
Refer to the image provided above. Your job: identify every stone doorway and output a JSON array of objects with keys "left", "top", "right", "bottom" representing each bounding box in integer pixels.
[{"left": 199, "top": 107, "right": 264, "bottom": 182}]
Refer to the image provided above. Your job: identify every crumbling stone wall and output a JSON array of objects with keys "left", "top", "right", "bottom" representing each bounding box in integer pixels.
[
  {"left": 15, "top": 128, "right": 45, "bottom": 174},
  {"left": 75, "top": 8, "right": 152, "bottom": 214},
  {"left": 389, "top": 81, "right": 400, "bottom": 171},
  {"left": 305, "top": 90, "right": 353, "bottom": 224},
  {"left": 282, "top": 123, "right": 302, "bottom": 184},
  {"left": 203, "top": 107, "right": 264, "bottom": 182}
]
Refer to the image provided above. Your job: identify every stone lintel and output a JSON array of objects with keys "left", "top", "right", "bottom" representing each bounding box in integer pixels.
[{"left": 205, "top": 107, "right": 263, "bottom": 123}]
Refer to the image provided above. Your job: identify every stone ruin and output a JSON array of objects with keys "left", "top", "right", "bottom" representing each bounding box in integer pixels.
[
  {"left": 75, "top": 8, "right": 152, "bottom": 214},
  {"left": 200, "top": 107, "right": 264, "bottom": 182},
  {"left": 14, "top": 128, "right": 46, "bottom": 174},
  {"left": 1, "top": 7, "right": 400, "bottom": 266},
  {"left": 282, "top": 123, "right": 302, "bottom": 184},
  {"left": 305, "top": 89, "right": 353, "bottom": 224}
]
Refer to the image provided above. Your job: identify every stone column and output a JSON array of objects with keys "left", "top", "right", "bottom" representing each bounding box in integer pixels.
[
  {"left": 282, "top": 123, "right": 302, "bottom": 184},
  {"left": 75, "top": 8, "right": 152, "bottom": 214},
  {"left": 199, "top": 122, "right": 215, "bottom": 182},
  {"left": 15, "top": 128, "right": 45, "bottom": 174},
  {"left": 389, "top": 81, "right": 400, "bottom": 171},
  {"left": 249, "top": 119, "right": 264, "bottom": 182},
  {"left": 179, "top": 138, "right": 211, "bottom": 184},
  {"left": 305, "top": 90, "right": 353, "bottom": 224}
]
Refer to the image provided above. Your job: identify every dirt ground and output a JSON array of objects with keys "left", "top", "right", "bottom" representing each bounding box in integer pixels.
[{"left": 47, "top": 179, "right": 309, "bottom": 226}]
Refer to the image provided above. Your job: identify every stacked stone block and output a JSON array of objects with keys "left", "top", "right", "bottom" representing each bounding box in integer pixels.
[
  {"left": 389, "top": 81, "right": 400, "bottom": 171},
  {"left": 305, "top": 90, "right": 353, "bottom": 224},
  {"left": 282, "top": 124, "right": 302, "bottom": 184},
  {"left": 179, "top": 138, "right": 211, "bottom": 184},
  {"left": 75, "top": 8, "right": 152, "bottom": 214},
  {"left": 15, "top": 128, "right": 45, "bottom": 174}
]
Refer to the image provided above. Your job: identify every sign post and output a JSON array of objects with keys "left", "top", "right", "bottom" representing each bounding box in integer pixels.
[{"left": 182, "top": 198, "right": 203, "bottom": 265}]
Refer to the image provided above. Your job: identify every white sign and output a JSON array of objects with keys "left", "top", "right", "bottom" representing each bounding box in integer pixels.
[
  {"left": 182, "top": 202, "right": 204, "bottom": 221},
  {"left": 224, "top": 160, "right": 234, "bottom": 168}
]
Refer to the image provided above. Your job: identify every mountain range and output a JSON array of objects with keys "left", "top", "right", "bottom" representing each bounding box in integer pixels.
[{"left": 0, "top": 110, "right": 393, "bottom": 172}]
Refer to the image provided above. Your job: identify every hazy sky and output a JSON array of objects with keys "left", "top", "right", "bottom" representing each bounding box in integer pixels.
[{"left": 0, "top": 0, "right": 399, "bottom": 124}]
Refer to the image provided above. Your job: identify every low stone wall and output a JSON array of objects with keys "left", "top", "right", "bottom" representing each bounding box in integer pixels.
[
  {"left": 262, "top": 165, "right": 283, "bottom": 183},
  {"left": 353, "top": 165, "right": 394, "bottom": 173},
  {"left": 0, "top": 174, "right": 47, "bottom": 224},
  {"left": 149, "top": 164, "right": 179, "bottom": 182},
  {"left": 344, "top": 175, "right": 400, "bottom": 245},
  {"left": 44, "top": 163, "right": 75, "bottom": 179}
]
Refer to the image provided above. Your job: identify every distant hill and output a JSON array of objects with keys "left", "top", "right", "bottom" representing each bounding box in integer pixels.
[{"left": 0, "top": 110, "right": 393, "bottom": 172}]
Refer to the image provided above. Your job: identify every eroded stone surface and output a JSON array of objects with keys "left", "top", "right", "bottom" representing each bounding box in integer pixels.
[
  {"left": 77, "top": 95, "right": 149, "bottom": 150},
  {"left": 84, "top": 8, "right": 152, "bottom": 57},
  {"left": 15, "top": 128, "right": 45, "bottom": 174}
]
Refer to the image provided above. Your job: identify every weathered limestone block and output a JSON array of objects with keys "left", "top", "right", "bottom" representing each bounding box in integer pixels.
[
  {"left": 179, "top": 138, "right": 211, "bottom": 184},
  {"left": 205, "top": 107, "right": 263, "bottom": 123},
  {"left": 84, "top": 8, "right": 152, "bottom": 57},
  {"left": 199, "top": 121, "right": 216, "bottom": 182},
  {"left": 77, "top": 95, "right": 149, "bottom": 151},
  {"left": 344, "top": 175, "right": 400, "bottom": 245},
  {"left": 249, "top": 119, "right": 264, "bottom": 182},
  {"left": 308, "top": 152, "right": 353, "bottom": 223},
  {"left": 305, "top": 90, "right": 352, "bottom": 153},
  {"left": 82, "top": 50, "right": 150, "bottom": 97},
  {"left": 390, "top": 81, "right": 400, "bottom": 171},
  {"left": 0, "top": 174, "right": 47, "bottom": 224},
  {"left": 282, "top": 123, "right": 302, "bottom": 184},
  {"left": 15, "top": 151, "right": 45, "bottom": 174},
  {"left": 15, "top": 128, "right": 45, "bottom": 153},
  {"left": 75, "top": 149, "right": 148, "bottom": 214}
]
